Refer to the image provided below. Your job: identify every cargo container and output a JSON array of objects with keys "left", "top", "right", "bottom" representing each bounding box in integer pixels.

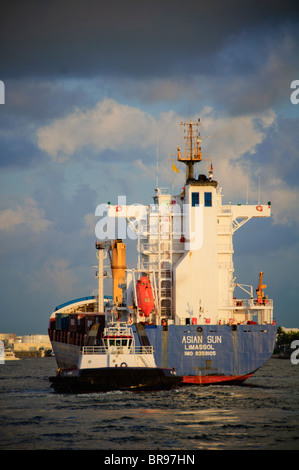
[{"left": 55, "top": 313, "right": 69, "bottom": 331}]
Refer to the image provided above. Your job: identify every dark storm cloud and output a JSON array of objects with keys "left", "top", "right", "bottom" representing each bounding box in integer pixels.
[
  {"left": 1, "top": 0, "right": 298, "bottom": 79},
  {"left": 202, "top": 20, "right": 299, "bottom": 114},
  {"left": 4, "top": 79, "right": 92, "bottom": 120}
]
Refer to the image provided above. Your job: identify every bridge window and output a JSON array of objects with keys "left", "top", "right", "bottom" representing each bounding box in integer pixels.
[
  {"left": 204, "top": 192, "right": 212, "bottom": 207},
  {"left": 192, "top": 192, "right": 199, "bottom": 206}
]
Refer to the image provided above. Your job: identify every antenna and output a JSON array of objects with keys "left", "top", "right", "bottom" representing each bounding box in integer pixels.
[
  {"left": 156, "top": 133, "right": 159, "bottom": 188},
  {"left": 169, "top": 118, "right": 211, "bottom": 183},
  {"left": 246, "top": 176, "right": 249, "bottom": 205}
]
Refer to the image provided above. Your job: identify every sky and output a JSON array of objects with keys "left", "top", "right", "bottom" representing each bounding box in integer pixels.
[{"left": 0, "top": 0, "right": 298, "bottom": 334}]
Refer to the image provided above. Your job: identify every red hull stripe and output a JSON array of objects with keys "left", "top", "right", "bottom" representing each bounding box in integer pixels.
[{"left": 182, "top": 373, "right": 253, "bottom": 385}]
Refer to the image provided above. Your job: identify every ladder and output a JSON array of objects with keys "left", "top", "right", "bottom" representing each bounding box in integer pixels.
[
  {"left": 139, "top": 197, "right": 173, "bottom": 320},
  {"left": 158, "top": 208, "right": 172, "bottom": 318}
]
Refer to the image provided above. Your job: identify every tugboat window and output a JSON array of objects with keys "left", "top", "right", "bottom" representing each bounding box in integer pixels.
[{"left": 204, "top": 192, "right": 212, "bottom": 207}]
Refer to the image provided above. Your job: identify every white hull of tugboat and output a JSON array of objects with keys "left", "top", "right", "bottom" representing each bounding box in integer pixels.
[{"left": 49, "top": 323, "right": 181, "bottom": 393}]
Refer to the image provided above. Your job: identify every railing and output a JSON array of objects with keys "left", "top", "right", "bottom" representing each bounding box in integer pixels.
[
  {"left": 218, "top": 298, "right": 274, "bottom": 325},
  {"left": 134, "top": 346, "right": 154, "bottom": 355},
  {"left": 219, "top": 298, "right": 273, "bottom": 311},
  {"left": 233, "top": 298, "right": 273, "bottom": 309},
  {"left": 82, "top": 345, "right": 154, "bottom": 355},
  {"left": 82, "top": 346, "right": 106, "bottom": 355}
]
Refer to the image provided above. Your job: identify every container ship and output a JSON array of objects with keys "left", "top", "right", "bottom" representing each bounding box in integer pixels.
[{"left": 49, "top": 119, "right": 277, "bottom": 391}]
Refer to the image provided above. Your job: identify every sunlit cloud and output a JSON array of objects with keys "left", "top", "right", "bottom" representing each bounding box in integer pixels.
[{"left": 0, "top": 197, "right": 53, "bottom": 233}]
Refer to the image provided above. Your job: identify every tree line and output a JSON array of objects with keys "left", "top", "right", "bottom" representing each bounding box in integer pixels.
[{"left": 274, "top": 327, "right": 299, "bottom": 356}]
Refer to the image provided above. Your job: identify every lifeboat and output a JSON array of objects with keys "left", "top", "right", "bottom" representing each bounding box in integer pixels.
[{"left": 136, "top": 276, "right": 155, "bottom": 316}]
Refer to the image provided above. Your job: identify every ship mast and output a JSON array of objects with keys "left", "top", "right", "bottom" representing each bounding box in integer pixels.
[{"left": 177, "top": 119, "right": 203, "bottom": 182}]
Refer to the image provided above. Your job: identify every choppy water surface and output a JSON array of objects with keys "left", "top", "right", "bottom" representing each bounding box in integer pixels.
[{"left": 0, "top": 357, "right": 298, "bottom": 450}]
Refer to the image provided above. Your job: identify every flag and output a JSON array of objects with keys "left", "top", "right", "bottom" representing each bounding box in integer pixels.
[{"left": 172, "top": 163, "right": 180, "bottom": 173}]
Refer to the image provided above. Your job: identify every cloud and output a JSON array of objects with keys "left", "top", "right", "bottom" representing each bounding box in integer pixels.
[
  {"left": 134, "top": 159, "right": 157, "bottom": 180},
  {"left": 210, "top": 24, "right": 299, "bottom": 114},
  {"left": 37, "top": 98, "right": 299, "bottom": 223},
  {"left": 36, "top": 99, "right": 155, "bottom": 161},
  {"left": 36, "top": 99, "right": 181, "bottom": 162},
  {"left": 44, "top": 257, "right": 79, "bottom": 296},
  {"left": 200, "top": 108, "right": 299, "bottom": 225},
  {"left": 36, "top": 97, "right": 279, "bottom": 165},
  {"left": 36, "top": 96, "right": 299, "bottom": 228},
  {"left": 81, "top": 213, "right": 97, "bottom": 236},
  {"left": 18, "top": 256, "right": 80, "bottom": 303},
  {"left": 202, "top": 106, "right": 276, "bottom": 160},
  {"left": 266, "top": 178, "right": 299, "bottom": 225},
  {"left": 1, "top": 0, "right": 298, "bottom": 80},
  {"left": 0, "top": 197, "right": 53, "bottom": 232},
  {"left": 180, "top": 107, "right": 278, "bottom": 202}
]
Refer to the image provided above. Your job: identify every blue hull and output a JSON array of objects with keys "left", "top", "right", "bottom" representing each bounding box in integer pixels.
[{"left": 133, "top": 323, "right": 277, "bottom": 384}]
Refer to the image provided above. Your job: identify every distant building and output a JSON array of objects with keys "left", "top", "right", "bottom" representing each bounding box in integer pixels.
[
  {"left": 281, "top": 328, "right": 299, "bottom": 334},
  {"left": 0, "top": 333, "right": 16, "bottom": 346},
  {"left": 14, "top": 334, "right": 51, "bottom": 352},
  {"left": 0, "top": 333, "right": 52, "bottom": 356}
]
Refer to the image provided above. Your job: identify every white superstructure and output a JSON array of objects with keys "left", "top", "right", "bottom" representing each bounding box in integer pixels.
[{"left": 107, "top": 120, "right": 273, "bottom": 327}]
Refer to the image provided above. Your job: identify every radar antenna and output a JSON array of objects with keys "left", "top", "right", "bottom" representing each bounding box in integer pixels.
[{"left": 169, "top": 118, "right": 211, "bottom": 182}]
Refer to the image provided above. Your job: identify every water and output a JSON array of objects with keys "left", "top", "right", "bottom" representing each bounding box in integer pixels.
[{"left": 0, "top": 357, "right": 298, "bottom": 450}]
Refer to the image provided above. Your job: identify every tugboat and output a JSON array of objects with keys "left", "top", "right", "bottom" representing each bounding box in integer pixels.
[
  {"left": 49, "top": 322, "right": 180, "bottom": 393},
  {"left": 48, "top": 118, "right": 277, "bottom": 390}
]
